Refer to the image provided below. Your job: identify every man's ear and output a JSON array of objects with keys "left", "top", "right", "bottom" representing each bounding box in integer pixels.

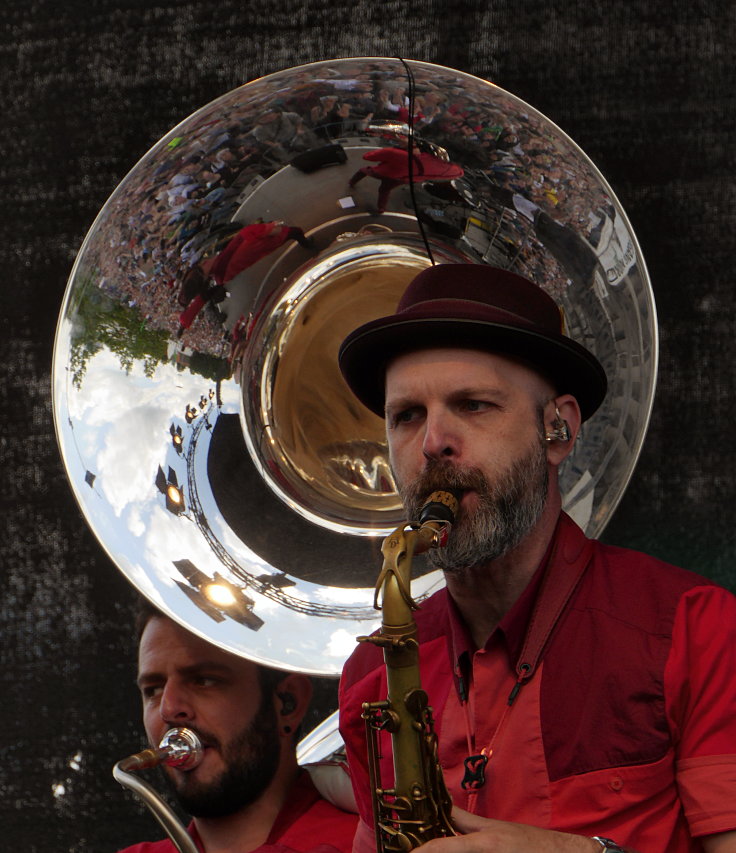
[
  {"left": 275, "top": 673, "right": 313, "bottom": 734},
  {"left": 544, "top": 394, "right": 581, "bottom": 466}
]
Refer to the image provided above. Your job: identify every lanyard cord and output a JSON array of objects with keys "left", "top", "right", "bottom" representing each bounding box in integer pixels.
[
  {"left": 458, "top": 663, "right": 531, "bottom": 812},
  {"left": 452, "top": 528, "right": 593, "bottom": 808}
]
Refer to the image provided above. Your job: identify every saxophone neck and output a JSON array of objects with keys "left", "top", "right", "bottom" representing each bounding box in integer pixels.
[{"left": 373, "top": 490, "right": 460, "bottom": 617}]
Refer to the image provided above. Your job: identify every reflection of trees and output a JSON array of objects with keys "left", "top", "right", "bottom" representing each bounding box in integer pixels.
[
  {"left": 187, "top": 352, "right": 231, "bottom": 383},
  {"left": 68, "top": 275, "right": 231, "bottom": 389},
  {"left": 68, "top": 278, "right": 170, "bottom": 389}
]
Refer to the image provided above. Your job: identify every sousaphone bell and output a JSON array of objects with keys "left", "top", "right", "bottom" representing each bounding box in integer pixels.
[{"left": 52, "top": 57, "right": 657, "bottom": 676}]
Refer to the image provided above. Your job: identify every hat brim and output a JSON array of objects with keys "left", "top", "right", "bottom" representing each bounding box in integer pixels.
[{"left": 339, "top": 316, "right": 608, "bottom": 422}]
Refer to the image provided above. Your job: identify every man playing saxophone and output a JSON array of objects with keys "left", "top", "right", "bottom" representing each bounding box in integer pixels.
[{"left": 337, "top": 264, "right": 736, "bottom": 853}]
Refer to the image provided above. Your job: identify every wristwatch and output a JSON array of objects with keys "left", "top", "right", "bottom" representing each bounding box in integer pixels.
[{"left": 591, "top": 838, "right": 625, "bottom": 852}]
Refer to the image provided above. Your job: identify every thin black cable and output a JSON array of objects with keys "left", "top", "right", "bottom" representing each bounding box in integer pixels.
[{"left": 397, "top": 57, "right": 435, "bottom": 265}]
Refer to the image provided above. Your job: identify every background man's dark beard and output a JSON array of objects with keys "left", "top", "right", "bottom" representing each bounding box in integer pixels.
[
  {"left": 165, "top": 697, "right": 280, "bottom": 819},
  {"left": 398, "top": 442, "right": 549, "bottom": 572}
]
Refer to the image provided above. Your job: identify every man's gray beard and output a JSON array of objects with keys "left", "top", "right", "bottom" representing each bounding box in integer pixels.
[
  {"left": 398, "top": 440, "right": 549, "bottom": 573},
  {"left": 162, "top": 694, "right": 280, "bottom": 819}
]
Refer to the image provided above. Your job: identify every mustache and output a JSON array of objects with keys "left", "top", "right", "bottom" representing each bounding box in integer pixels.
[{"left": 399, "top": 461, "right": 489, "bottom": 518}]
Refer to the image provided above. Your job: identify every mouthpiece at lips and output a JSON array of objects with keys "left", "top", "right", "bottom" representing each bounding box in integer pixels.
[
  {"left": 159, "top": 727, "right": 204, "bottom": 770},
  {"left": 120, "top": 727, "right": 204, "bottom": 772},
  {"left": 418, "top": 489, "right": 464, "bottom": 526}
]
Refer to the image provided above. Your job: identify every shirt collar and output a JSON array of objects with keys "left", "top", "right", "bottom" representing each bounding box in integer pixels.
[
  {"left": 266, "top": 769, "right": 320, "bottom": 843},
  {"left": 446, "top": 513, "right": 563, "bottom": 688}
]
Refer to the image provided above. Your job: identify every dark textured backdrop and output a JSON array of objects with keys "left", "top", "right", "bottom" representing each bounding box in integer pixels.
[{"left": 1, "top": 2, "right": 734, "bottom": 850}]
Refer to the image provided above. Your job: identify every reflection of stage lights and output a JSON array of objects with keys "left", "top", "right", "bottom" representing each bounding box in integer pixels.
[
  {"left": 156, "top": 465, "right": 186, "bottom": 515},
  {"left": 172, "top": 559, "right": 264, "bottom": 631},
  {"left": 170, "top": 423, "right": 184, "bottom": 454},
  {"left": 203, "top": 583, "right": 237, "bottom": 607},
  {"left": 166, "top": 484, "right": 185, "bottom": 511}
]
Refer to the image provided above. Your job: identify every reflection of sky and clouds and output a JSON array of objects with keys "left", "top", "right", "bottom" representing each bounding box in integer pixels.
[
  {"left": 59, "top": 344, "right": 222, "bottom": 565},
  {"left": 56, "top": 332, "right": 381, "bottom": 673},
  {"left": 65, "top": 349, "right": 202, "bottom": 513}
]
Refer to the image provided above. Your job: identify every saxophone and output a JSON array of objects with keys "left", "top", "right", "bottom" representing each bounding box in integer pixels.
[{"left": 358, "top": 489, "right": 461, "bottom": 853}]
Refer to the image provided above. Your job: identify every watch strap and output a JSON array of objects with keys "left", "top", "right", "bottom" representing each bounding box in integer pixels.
[{"left": 591, "top": 838, "right": 625, "bottom": 852}]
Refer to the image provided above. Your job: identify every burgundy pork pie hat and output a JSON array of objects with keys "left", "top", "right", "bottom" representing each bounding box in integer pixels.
[{"left": 338, "top": 264, "right": 607, "bottom": 422}]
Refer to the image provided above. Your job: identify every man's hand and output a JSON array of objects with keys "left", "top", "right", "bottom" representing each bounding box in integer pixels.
[
  {"left": 418, "top": 809, "right": 631, "bottom": 853},
  {"left": 702, "top": 831, "right": 736, "bottom": 853}
]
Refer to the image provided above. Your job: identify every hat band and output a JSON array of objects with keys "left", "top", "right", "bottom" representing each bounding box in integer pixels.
[{"left": 399, "top": 296, "right": 563, "bottom": 334}]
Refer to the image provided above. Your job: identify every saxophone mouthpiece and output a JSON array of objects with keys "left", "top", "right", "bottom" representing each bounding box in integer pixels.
[{"left": 418, "top": 489, "right": 463, "bottom": 526}]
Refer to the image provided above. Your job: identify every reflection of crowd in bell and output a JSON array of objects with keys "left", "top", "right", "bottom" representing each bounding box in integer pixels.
[{"left": 83, "top": 59, "right": 613, "bottom": 359}]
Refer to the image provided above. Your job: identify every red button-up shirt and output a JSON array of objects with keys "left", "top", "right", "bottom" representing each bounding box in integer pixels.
[
  {"left": 339, "top": 513, "right": 736, "bottom": 852},
  {"left": 116, "top": 770, "right": 357, "bottom": 853}
]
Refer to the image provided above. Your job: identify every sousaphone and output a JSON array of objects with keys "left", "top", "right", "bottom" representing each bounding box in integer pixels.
[{"left": 53, "top": 58, "right": 657, "bottom": 676}]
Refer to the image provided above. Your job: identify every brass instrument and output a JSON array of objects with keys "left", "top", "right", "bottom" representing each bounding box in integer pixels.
[
  {"left": 53, "top": 57, "right": 657, "bottom": 676},
  {"left": 113, "top": 728, "right": 203, "bottom": 853},
  {"left": 360, "top": 490, "right": 461, "bottom": 852},
  {"left": 51, "top": 56, "right": 657, "bottom": 847}
]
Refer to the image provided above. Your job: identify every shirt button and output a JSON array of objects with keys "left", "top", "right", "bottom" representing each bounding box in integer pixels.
[{"left": 609, "top": 776, "right": 624, "bottom": 791}]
